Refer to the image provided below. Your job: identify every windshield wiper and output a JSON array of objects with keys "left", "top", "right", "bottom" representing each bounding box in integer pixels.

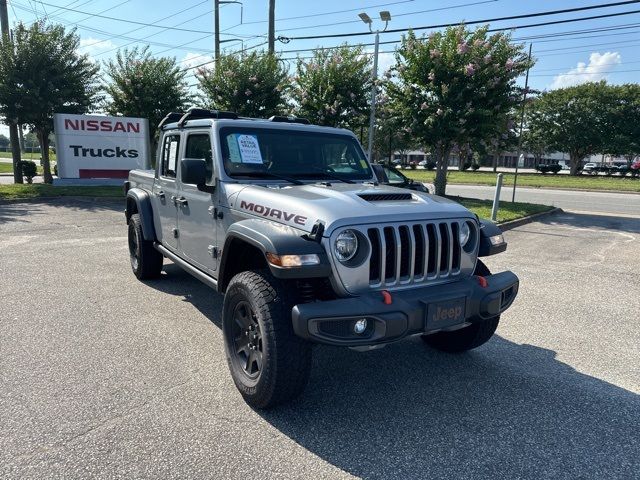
[
  {"left": 232, "top": 171, "right": 304, "bottom": 185},
  {"left": 295, "top": 167, "right": 356, "bottom": 184}
]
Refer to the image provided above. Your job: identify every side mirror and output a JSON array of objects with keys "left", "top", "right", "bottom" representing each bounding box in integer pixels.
[{"left": 181, "top": 158, "right": 207, "bottom": 186}]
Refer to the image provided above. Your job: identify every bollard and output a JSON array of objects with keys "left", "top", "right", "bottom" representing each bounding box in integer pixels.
[{"left": 491, "top": 173, "right": 503, "bottom": 222}]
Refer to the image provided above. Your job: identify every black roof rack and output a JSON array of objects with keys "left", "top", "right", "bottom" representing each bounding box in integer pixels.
[
  {"left": 268, "top": 115, "right": 310, "bottom": 125},
  {"left": 158, "top": 112, "right": 184, "bottom": 130},
  {"left": 177, "top": 107, "right": 238, "bottom": 127}
]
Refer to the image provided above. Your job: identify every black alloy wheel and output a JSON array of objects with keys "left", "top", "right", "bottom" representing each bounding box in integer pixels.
[{"left": 231, "top": 301, "right": 263, "bottom": 378}]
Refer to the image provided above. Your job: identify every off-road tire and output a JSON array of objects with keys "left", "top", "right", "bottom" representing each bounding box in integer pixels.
[
  {"left": 422, "top": 260, "right": 499, "bottom": 353},
  {"left": 222, "top": 270, "right": 312, "bottom": 409},
  {"left": 128, "top": 213, "right": 163, "bottom": 280}
]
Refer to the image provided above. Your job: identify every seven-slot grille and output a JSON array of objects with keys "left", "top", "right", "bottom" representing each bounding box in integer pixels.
[{"left": 367, "top": 221, "right": 464, "bottom": 287}]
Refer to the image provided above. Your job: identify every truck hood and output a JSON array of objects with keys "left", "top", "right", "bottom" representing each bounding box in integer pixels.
[{"left": 224, "top": 182, "right": 475, "bottom": 235}]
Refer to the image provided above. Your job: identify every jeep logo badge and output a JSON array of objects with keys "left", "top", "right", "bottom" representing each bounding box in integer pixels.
[{"left": 432, "top": 305, "right": 463, "bottom": 323}]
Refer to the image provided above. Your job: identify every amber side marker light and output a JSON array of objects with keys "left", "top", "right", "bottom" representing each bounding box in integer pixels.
[{"left": 266, "top": 253, "right": 320, "bottom": 268}]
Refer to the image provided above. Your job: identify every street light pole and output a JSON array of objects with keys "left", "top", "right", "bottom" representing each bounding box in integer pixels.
[
  {"left": 511, "top": 42, "right": 533, "bottom": 203},
  {"left": 359, "top": 11, "right": 390, "bottom": 161},
  {"left": 367, "top": 31, "right": 379, "bottom": 161}
]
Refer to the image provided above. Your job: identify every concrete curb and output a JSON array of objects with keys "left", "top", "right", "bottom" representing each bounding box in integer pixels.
[
  {"left": 0, "top": 196, "right": 123, "bottom": 205},
  {"left": 498, "top": 207, "right": 563, "bottom": 231},
  {"left": 447, "top": 183, "right": 640, "bottom": 195}
]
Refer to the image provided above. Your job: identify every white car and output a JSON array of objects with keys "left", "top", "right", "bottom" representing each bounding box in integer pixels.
[{"left": 582, "top": 163, "right": 598, "bottom": 173}]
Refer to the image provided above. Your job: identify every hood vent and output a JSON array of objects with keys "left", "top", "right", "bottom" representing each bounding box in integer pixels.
[{"left": 358, "top": 192, "right": 413, "bottom": 201}]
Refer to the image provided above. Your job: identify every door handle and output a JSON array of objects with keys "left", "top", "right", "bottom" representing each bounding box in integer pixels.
[
  {"left": 156, "top": 190, "right": 165, "bottom": 198},
  {"left": 172, "top": 196, "right": 188, "bottom": 206}
]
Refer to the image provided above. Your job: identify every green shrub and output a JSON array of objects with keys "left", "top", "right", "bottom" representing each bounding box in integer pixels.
[
  {"left": 471, "top": 163, "right": 480, "bottom": 171},
  {"left": 20, "top": 160, "right": 37, "bottom": 183},
  {"left": 425, "top": 161, "right": 436, "bottom": 170}
]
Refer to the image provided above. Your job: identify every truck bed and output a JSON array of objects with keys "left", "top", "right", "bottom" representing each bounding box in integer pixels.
[{"left": 128, "top": 169, "right": 155, "bottom": 190}]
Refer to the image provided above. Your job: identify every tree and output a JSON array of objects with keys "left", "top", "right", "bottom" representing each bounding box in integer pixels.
[
  {"left": 373, "top": 99, "right": 417, "bottom": 166},
  {"left": 521, "top": 126, "right": 549, "bottom": 167},
  {"left": 526, "top": 82, "right": 621, "bottom": 175},
  {"left": 292, "top": 45, "right": 372, "bottom": 129},
  {"left": 387, "top": 26, "right": 531, "bottom": 195},
  {"left": 197, "top": 51, "right": 289, "bottom": 118},
  {"left": 0, "top": 21, "right": 99, "bottom": 183},
  {"left": 24, "top": 131, "right": 38, "bottom": 149},
  {"left": 602, "top": 83, "right": 640, "bottom": 167},
  {"left": 0, "top": 134, "right": 9, "bottom": 148},
  {"left": 104, "top": 46, "right": 192, "bottom": 147}
]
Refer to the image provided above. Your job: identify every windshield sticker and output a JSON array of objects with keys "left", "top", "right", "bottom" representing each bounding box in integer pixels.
[
  {"left": 236, "top": 134, "right": 264, "bottom": 164},
  {"left": 227, "top": 135, "right": 242, "bottom": 163}
]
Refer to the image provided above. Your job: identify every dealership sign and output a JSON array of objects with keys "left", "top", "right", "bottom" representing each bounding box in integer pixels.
[{"left": 53, "top": 113, "right": 150, "bottom": 179}]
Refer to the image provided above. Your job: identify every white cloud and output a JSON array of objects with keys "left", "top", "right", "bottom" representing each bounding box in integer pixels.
[
  {"left": 550, "top": 51, "right": 621, "bottom": 89},
  {"left": 181, "top": 52, "right": 212, "bottom": 70},
  {"left": 78, "top": 37, "right": 117, "bottom": 56},
  {"left": 365, "top": 49, "right": 395, "bottom": 76}
]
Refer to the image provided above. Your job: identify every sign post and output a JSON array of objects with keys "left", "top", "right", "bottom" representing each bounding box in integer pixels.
[{"left": 53, "top": 113, "right": 150, "bottom": 184}]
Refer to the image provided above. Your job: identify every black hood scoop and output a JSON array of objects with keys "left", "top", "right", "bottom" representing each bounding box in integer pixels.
[{"left": 358, "top": 192, "right": 414, "bottom": 201}]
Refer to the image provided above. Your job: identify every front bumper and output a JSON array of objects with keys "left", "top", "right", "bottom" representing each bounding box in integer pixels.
[{"left": 292, "top": 271, "right": 519, "bottom": 346}]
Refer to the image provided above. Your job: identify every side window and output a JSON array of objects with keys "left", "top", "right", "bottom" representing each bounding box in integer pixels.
[
  {"left": 161, "top": 134, "right": 180, "bottom": 178},
  {"left": 185, "top": 133, "right": 213, "bottom": 182},
  {"left": 385, "top": 167, "right": 405, "bottom": 183}
]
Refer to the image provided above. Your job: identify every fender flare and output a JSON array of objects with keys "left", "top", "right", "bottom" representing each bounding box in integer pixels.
[
  {"left": 478, "top": 219, "right": 507, "bottom": 257},
  {"left": 125, "top": 188, "right": 156, "bottom": 242},
  {"left": 219, "top": 219, "right": 331, "bottom": 282}
]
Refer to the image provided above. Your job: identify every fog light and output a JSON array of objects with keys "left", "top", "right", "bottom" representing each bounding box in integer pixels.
[
  {"left": 489, "top": 234, "right": 504, "bottom": 246},
  {"left": 354, "top": 318, "right": 368, "bottom": 334}
]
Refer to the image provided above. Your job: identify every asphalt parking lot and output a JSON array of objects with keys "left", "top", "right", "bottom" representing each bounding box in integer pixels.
[{"left": 1, "top": 199, "right": 638, "bottom": 479}]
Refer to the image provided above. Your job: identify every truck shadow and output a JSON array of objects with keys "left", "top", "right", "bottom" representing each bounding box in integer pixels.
[{"left": 147, "top": 264, "right": 638, "bottom": 479}]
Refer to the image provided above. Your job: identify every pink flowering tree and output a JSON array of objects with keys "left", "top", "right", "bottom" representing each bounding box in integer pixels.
[
  {"left": 197, "top": 51, "right": 289, "bottom": 118},
  {"left": 104, "top": 46, "right": 192, "bottom": 149},
  {"left": 292, "top": 45, "right": 372, "bottom": 128},
  {"left": 386, "top": 26, "right": 532, "bottom": 195}
]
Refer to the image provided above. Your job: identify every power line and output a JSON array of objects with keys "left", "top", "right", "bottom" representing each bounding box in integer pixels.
[
  {"left": 533, "top": 59, "right": 640, "bottom": 72},
  {"left": 530, "top": 68, "right": 640, "bottom": 77},
  {"left": 242, "top": 0, "right": 416, "bottom": 24},
  {"left": 78, "top": 0, "right": 211, "bottom": 52},
  {"left": 33, "top": 0, "right": 217, "bottom": 33},
  {"left": 12, "top": 2, "right": 217, "bottom": 53},
  {"left": 277, "top": 0, "right": 640, "bottom": 40},
  {"left": 275, "top": 0, "right": 499, "bottom": 33},
  {"left": 280, "top": 16, "right": 640, "bottom": 53},
  {"left": 181, "top": 40, "right": 270, "bottom": 72}
]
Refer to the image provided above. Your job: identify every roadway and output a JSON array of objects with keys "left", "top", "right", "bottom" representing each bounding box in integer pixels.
[{"left": 446, "top": 184, "right": 640, "bottom": 216}]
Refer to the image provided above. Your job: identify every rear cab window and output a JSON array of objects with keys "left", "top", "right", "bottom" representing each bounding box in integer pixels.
[{"left": 161, "top": 133, "right": 180, "bottom": 178}]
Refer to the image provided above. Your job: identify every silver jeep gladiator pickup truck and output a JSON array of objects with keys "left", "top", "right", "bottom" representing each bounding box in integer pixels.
[{"left": 124, "top": 108, "right": 519, "bottom": 409}]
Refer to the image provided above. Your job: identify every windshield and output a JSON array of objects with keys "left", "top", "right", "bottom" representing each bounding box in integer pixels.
[{"left": 219, "top": 127, "right": 372, "bottom": 181}]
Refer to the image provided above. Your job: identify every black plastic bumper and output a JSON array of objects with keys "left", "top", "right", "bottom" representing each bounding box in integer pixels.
[{"left": 291, "top": 271, "right": 519, "bottom": 346}]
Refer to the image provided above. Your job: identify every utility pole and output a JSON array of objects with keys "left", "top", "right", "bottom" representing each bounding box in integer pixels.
[
  {"left": 511, "top": 42, "right": 533, "bottom": 203},
  {"left": 214, "top": 0, "right": 220, "bottom": 62},
  {"left": 0, "top": 0, "right": 22, "bottom": 183},
  {"left": 268, "top": 0, "right": 275, "bottom": 54}
]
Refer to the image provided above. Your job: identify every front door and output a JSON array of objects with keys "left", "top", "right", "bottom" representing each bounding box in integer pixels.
[
  {"left": 177, "top": 131, "right": 218, "bottom": 274},
  {"left": 152, "top": 133, "right": 181, "bottom": 251}
]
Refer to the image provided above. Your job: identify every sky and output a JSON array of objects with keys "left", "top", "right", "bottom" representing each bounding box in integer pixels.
[{"left": 3, "top": 0, "right": 640, "bottom": 135}]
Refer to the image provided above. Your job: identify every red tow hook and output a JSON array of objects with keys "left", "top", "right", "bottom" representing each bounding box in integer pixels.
[
  {"left": 477, "top": 276, "right": 488, "bottom": 288},
  {"left": 381, "top": 290, "right": 392, "bottom": 305}
]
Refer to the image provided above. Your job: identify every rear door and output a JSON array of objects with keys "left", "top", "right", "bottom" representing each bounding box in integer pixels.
[
  {"left": 152, "top": 133, "right": 180, "bottom": 251},
  {"left": 177, "top": 131, "right": 218, "bottom": 273}
]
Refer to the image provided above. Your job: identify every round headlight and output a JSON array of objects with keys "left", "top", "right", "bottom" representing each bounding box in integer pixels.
[
  {"left": 459, "top": 222, "right": 471, "bottom": 247},
  {"left": 334, "top": 230, "right": 358, "bottom": 262}
]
